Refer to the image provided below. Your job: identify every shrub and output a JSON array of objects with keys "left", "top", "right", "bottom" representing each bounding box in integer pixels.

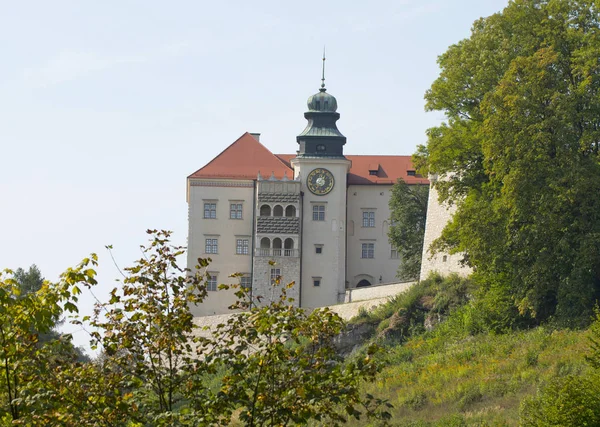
[{"left": 520, "top": 373, "right": 600, "bottom": 426}]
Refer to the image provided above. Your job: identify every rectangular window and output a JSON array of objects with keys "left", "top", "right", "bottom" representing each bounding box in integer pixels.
[
  {"left": 315, "top": 245, "right": 323, "bottom": 254},
  {"left": 390, "top": 248, "right": 399, "bottom": 259},
  {"left": 361, "top": 243, "right": 375, "bottom": 259},
  {"left": 313, "top": 278, "right": 321, "bottom": 287},
  {"left": 230, "top": 203, "right": 243, "bottom": 219},
  {"left": 205, "top": 238, "right": 218, "bottom": 254},
  {"left": 362, "top": 211, "right": 375, "bottom": 227},
  {"left": 312, "top": 205, "right": 325, "bottom": 221},
  {"left": 207, "top": 274, "right": 217, "bottom": 292},
  {"left": 270, "top": 268, "right": 281, "bottom": 284},
  {"left": 241, "top": 275, "right": 252, "bottom": 289},
  {"left": 236, "top": 239, "right": 249, "bottom": 255},
  {"left": 204, "top": 202, "right": 217, "bottom": 219}
]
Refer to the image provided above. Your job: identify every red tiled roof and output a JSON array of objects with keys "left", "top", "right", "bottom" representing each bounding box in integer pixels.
[
  {"left": 276, "top": 154, "right": 428, "bottom": 185},
  {"left": 189, "top": 133, "right": 428, "bottom": 185},
  {"left": 188, "top": 133, "right": 293, "bottom": 180},
  {"left": 345, "top": 155, "right": 428, "bottom": 185}
]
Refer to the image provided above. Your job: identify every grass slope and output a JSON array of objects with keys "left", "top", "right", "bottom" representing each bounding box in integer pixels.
[{"left": 345, "top": 275, "right": 593, "bottom": 426}]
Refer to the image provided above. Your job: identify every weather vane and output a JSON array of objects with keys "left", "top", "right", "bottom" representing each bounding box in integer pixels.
[{"left": 321, "top": 46, "right": 326, "bottom": 90}]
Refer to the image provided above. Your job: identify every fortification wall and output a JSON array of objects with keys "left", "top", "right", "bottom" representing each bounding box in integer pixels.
[
  {"left": 192, "top": 280, "right": 415, "bottom": 337},
  {"left": 420, "top": 178, "right": 472, "bottom": 279}
]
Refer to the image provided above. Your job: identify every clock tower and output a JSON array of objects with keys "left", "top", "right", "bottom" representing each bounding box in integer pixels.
[{"left": 291, "top": 72, "right": 351, "bottom": 307}]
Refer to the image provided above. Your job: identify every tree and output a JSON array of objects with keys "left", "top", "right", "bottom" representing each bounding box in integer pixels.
[
  {"left": 0, "top": 267, "right": 82, "bottom": 423},
  {"left": 12, "top": 265, "right": 44, "bottom": 295},
  {"left": 212, "top": 269, "right": 391, "bottom": 426},
  {"left": 15, "top": 230, "right": 389, "bottom": 426},
  {"left": 388, "top": 178, "right": 429, "bottom": 281},
  {"left": 419, "top": 0, "right": 600, "bottom": 326},
  {"left": 11, "top": 264, "right": 88, "bottom": 360}
]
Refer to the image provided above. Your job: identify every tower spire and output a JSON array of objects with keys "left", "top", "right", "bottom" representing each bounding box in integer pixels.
[{"left": 320, "top": 46, "right": 326, "bottom": 92}]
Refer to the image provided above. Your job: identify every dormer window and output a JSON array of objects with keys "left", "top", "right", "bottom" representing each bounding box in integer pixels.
[
  {"left": 368, "top": 163, "right": 380, "bottom": 177},
  {"left": 407, "top": 170, "right": 416, "bottom": 176}
]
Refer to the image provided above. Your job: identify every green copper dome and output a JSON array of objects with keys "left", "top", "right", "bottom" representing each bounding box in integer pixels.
[{"left": 307, "top": 88, "right": 338, "bottom": 112}]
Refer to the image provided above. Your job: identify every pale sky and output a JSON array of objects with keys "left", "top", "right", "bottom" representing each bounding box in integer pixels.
[{"left": 0, "top": 0, "right": 508, "bottom": 352}]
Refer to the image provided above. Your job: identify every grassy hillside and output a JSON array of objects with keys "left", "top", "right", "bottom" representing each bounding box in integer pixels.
[{"left": 345, "top": 275, "right": 594, "bottom": 426}]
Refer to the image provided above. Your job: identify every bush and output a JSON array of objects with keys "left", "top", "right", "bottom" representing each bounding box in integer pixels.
[{"left": 520, "top": 373, "right": 600, "bottom": 426}]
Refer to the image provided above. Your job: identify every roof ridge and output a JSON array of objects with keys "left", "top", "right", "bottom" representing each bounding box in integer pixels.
[
  {"left": 188, "top": 132, "right": 292, "bottom": 179},
  {"left": 274, "top": 153, "right": 413, "bottom": 158}
]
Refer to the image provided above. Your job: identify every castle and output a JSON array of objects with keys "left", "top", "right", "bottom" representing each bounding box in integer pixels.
[{"left": 186, "top": 76, "right": 465, "bottom": 317}]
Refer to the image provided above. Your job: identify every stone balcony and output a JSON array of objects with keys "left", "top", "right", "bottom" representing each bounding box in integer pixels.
[{"left": 255, "top": 248, "right": 300, "bottom": 258}]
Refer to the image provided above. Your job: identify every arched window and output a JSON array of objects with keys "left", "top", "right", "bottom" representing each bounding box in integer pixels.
[
  {"left": 260, "top": 205, "right": 271, "bottom": 216},
  {"left": 356, "top": 279, "right": 372, "bottom": 288},
  {"left": 284, "top": 238, "right": 294, "bottom": 256},
  {"left": 258, "top": 237, "right": 271, "bottom": 256},
  {"left": 273, "top": 205, "right": 284, "bottom": 217},
  {"left": 285, "top": 205, "right": 296, "bottom": 217},
  {"left": 273, "top": 238, "right": 282, "bottom": 256}
]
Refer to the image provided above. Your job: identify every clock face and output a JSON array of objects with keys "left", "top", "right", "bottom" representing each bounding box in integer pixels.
[{"left": 307, "top": 168, "right": 335, "bottom": 195}]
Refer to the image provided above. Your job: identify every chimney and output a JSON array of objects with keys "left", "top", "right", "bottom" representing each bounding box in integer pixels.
[{"left": 250, "top": 132, "right": 260, "bottom": 142}]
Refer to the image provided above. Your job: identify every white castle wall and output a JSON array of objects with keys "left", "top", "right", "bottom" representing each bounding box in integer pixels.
[{"left": 420, "top": 177, "right": 472, "bottom": 279}]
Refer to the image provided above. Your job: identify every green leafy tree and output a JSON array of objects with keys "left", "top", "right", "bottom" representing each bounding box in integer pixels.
[
  {"left": 0, "top": 268, "right": 82, "bottom": 423},
  {"left": 212, "top": 269, "right": 392, "bottom": 426},
  {"left": 388, "top": 178, "right": 429, "bottom": 281},
  {"left": 12, "top": 265, "right": 44, "bottom": 295},
  {"left": 420, "top": 0, "right": 600, "bottom": 326},
  {"left": 20, "top": 230, "right": 389, "bottom": 426},
  {"left": 11, "top": 264, "right": 88, "bottom": 361}
]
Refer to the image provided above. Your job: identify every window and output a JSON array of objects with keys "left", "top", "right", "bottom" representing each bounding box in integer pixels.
[
  {"left": 260, "top": 205, "right": 271, "bottom": 216},
  {"left": 236, "top": 239, "right": 249, "bottom": 255},
  {"left": 204, "top": 202, "right": 217, "bottom": 219},
  {"left": 316, "top": 144, "right": 326, "bottom": 152},
  {"left": 312, "top": 205, "right": 325, "bottom": 221},
  {"left": 205, "top": 238, "right": 218, "bottom": 254},
  {"left": 369, "top": 170, "right": 378, "bottom": 176},
  {"left": 407, "top": 170, "right": 416, "bottom": 176},
  {"left": 241, "top": 275, "right": 252, "bottom": 289},
  {"left": 313, "top": 278, "right": 321, "bottom": 287},
  {"left": 390, "top": 248, "right": 399, "bottom": 259},
  {"left": 315, "top": 245, "right": 323, "bottom": 254},
  {"left": 270, "top": 268, "right": 281, "bottom": 284},
  {"left": 207, "top": 274, "right": 217, "bottom": 291},
  {"left": 443, "top": 255, "right": 448, "bottom": 262},
  {"left": 362, "top": 211, "right": 375, "bottom": 227},
  {"left": 230, "top": 203, "right": 243, "bottom": 219},
  {"left": 361, "top": 243, "right": 375, "bottom": 259}
]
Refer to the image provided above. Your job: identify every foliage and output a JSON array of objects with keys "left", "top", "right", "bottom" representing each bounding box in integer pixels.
[
  {"left": 520, "top": 373, "right": 600, "bottom": 426},
  {"left": 212, "top": 271, "right": 392, "bottom": 426},
  {"left": 0, "top": 267, "right": 82, "bottom": 423},
  {"left": 10, "top": 265, "right": 88, "bottom": 360},
  {"left": 419, "top": 0, "right": 600, "bottom": 326},
  {"left": 2, "top": 230, "right": 389, "bottom": 426},
  {"left": 351, "top": 273, "right": 474, "bottom": 344},
  {"left": 520, "top": 308, "right": 600, "bottom": 425},
  {"left": 388, "top": 179, "right": 429, "bottom": 281},
  {"left": 12, "top": 265, "right": 44, "bottom": 295}
]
